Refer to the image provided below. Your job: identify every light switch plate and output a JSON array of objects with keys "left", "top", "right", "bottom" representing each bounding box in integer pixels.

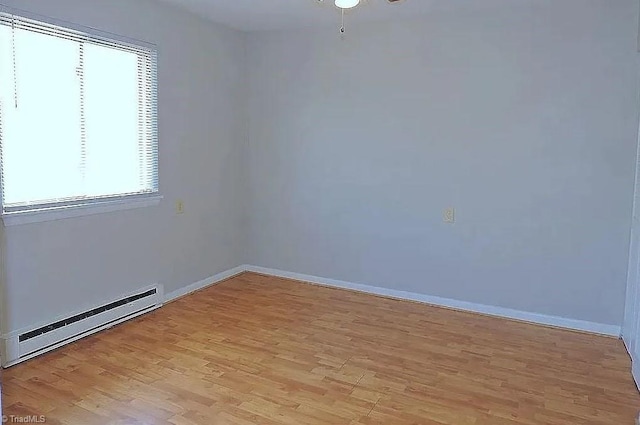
[{"left": 444, "top": 207, "right": 455, "bottom": 223}]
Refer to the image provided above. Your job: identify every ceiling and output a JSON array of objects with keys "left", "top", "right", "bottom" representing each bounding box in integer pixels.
[{"left": 155, "top": 0, "right": 492, "bottom": 32}]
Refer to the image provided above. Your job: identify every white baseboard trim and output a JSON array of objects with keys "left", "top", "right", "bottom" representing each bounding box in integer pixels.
[
  {"left": 244, "top": 265, "right": 622, "bottom": 337},
  {"left": 623, "top": 335, "right": 640, "bottom": 391},
  {"left": 1, "top": 264, "right": 621, "bottom": 369},
  {"left": 634, "top": 359, "right": 640, "bottom": 391},
  {"left": 164, "top": 265, "right": 246, "bottom": 303}
]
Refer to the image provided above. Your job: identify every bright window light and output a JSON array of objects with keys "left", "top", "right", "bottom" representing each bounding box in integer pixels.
[{"left": 0, "top": 13, "right": 158, "bottom": 213}]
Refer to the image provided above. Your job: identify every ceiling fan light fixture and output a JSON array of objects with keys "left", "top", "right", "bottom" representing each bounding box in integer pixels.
[{"left": 334, "top": 0, "right": 360, "bottom": 9}]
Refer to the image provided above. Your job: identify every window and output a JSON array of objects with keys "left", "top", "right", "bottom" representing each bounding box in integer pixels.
[{"left": 0, "top": 12, "right": 158, "bottom": 219}]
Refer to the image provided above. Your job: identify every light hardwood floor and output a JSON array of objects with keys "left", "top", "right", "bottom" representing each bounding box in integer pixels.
[{"left": 4, "top": 272, "right": 639, "bottom": 424}]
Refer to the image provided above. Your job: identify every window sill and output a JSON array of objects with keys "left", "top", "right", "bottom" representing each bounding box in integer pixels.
[{"left": 2, "top": 195, "right": 163, "bottom": 227}]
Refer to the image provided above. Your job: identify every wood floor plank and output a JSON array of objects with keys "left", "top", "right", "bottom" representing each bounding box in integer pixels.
[{"left": 3, "top": 272, "right": 639, "bottom": 424}]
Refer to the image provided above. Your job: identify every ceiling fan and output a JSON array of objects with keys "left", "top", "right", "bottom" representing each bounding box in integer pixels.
[{"left": 318, "top": 0, "right": 404, "bottom": 34}]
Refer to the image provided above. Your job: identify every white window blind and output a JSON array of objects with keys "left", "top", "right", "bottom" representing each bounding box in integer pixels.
[{"left": 0, "top": 12, "right": 158, "bottom": 214}]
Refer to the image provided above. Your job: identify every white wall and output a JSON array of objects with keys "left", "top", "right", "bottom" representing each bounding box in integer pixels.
[
  {"left": 246, "top": 0, "right": 640, "bottom": 326},
  {"left": 0, "top": 0, "right": 246, "bottom": 334},
  {"left": 624, "top": 125, "right": 640, "bottom": 337},
  {"left": 623, "top": 73, "right": 640, "bottom": 381}
]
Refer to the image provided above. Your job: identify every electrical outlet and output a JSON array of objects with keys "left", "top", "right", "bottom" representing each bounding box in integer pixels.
[
  {"left": 444, "top": 207, "right": 455, "bottom": 223},
  {"left": 176, "top": 200, "right": 185, "bottom": 214}
]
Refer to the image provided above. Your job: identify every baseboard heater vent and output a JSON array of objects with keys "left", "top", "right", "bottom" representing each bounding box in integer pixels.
[{"left": 3, "top": 285, "right": 162, "bottom": 367}]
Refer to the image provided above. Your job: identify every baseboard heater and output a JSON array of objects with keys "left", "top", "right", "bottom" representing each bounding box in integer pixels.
[{"left": 2, "top": 284, "right": 163, "bottom": 367}]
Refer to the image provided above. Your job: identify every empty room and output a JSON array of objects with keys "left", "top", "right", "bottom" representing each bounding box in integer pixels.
[{"left": 1, "top": 0, "right": 640, "bottom": 423}]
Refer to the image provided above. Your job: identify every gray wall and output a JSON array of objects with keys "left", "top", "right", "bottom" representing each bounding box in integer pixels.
[
  {"left": 246, "top": 0, "right": 640, "bottom": 326},
  {"left": 1, "top": 0, "right": 246, "bottom": 333},
  {"left": 2, "top": 0, "right": 638, "bottom": 336}
]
